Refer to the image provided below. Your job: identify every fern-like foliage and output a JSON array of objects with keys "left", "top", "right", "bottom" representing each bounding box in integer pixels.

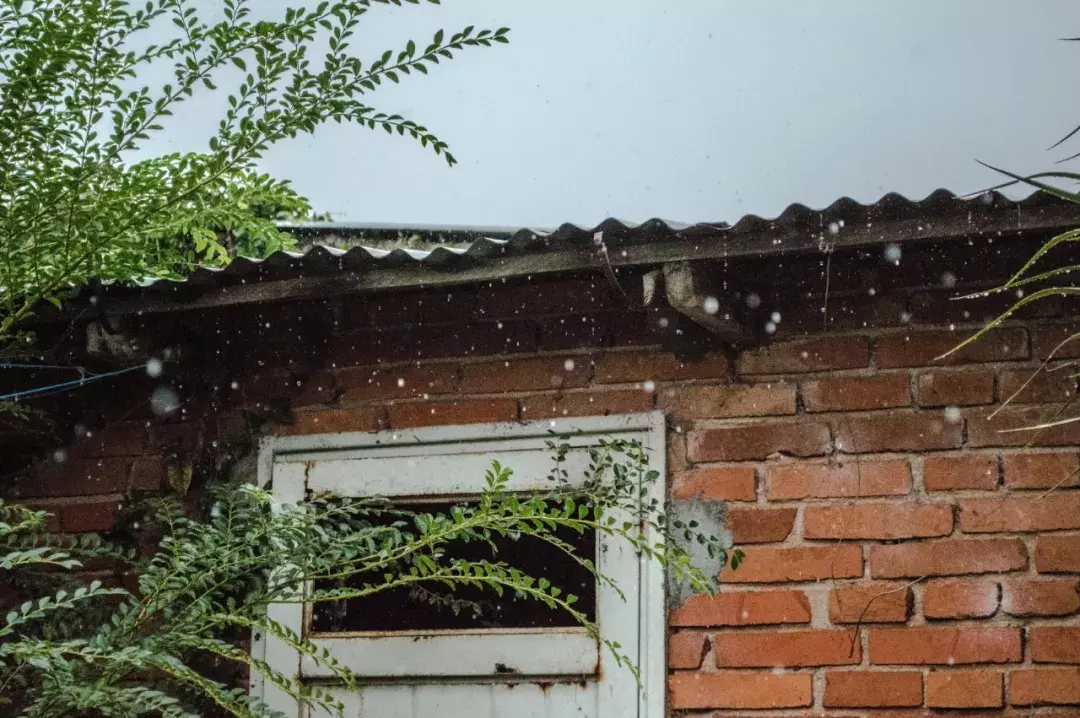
[{"left": 1, "top": 439, "right": 734, "bottom": 717}]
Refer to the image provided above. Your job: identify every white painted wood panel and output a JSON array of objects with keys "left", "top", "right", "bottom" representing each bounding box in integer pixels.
[{"left": 314, "top": 682, "right": 599, "bottom": 718}]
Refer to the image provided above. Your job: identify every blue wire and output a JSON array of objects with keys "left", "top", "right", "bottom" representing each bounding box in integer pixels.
[
  {"left": 0, "top": 362, "right": 96, "bottom": 373},
  {"left": 0, "top": 365, "right": 143, "bottom": 402}
]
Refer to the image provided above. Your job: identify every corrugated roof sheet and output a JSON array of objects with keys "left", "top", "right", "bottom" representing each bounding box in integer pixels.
[{"left": 130, "top": 188, "right": 1075, "bottom": 290}]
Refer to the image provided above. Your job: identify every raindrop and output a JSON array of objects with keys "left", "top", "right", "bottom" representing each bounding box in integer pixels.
[
  {"left": 230, "top": 381, "right": 239, "bottom": 390},
  {"left": 642, "top": 380, "right": 656, "bottom": 392},
  {"left": 1016, "top": 289, "right": 1024, "bottom": 298},
  {"left": 764, "top": 321, "right": 777, "bottom": 335},
  {"left": 146, "top": 357, "right": 164, "bottom": 378},
  {"left": 944, "top": 406, "right": 962, "bottom": 424},
  {"left": 397, "top": 378, "right": 406, "bottom": 388},
  {"left": 745, "top": 293, "right": 761, "bottom": 309},
  {"left": 868, "top": 288, "right": 877, "bottom": 296},
  {"left": 828, "top": 221, "right": 840, "bottom": 235},
  {"left": 900, "top": 311, "right": 912, "bottom": 324},
  {"left": 150, "top": 385, "right": 180, "bottom": 416},
  {"left": 770, "top": 311, "right": 782, "bottom": 323},
  {"left": 564, "top": 359, "right": 576, "bottom": 372},
  {"left": 941, "top": 271, "right": 957, "bottom": 288},
  {"left": 52, "top": 448, "right": 67, "bottom": 463},
  {"left": 658, "top": 317, "right": 670, "bottom": 328},
  {"left": 884, "top": 243, "right": 902, "bottom": 263},
  {"left": 703, "top": 296, "right": 720, "bottom": 315}
]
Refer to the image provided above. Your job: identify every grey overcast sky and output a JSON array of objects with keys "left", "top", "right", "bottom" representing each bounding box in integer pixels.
[{"left": 150, "top": 1, "right": 1080, "bottom": 227}]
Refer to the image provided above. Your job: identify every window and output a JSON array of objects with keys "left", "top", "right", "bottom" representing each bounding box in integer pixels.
[{"left": 251, "top": 413, "right": 666, "bottom": 718}]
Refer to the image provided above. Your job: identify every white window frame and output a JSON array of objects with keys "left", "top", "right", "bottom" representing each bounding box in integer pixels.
[{"left": 249, "top": 411, "right": 667, "bottom": 718}]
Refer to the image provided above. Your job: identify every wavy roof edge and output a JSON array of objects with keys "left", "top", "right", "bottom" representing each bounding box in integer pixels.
[{"left": 132, "top": 188, "right": 1078, "bottom": 288}]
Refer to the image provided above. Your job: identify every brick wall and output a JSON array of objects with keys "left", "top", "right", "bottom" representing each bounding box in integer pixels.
[{"left": 4, "top": 265, "right": 1080, "bottom": 716}]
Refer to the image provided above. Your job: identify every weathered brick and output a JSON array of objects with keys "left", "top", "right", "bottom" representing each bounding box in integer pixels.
[
  {"left": 870, "top": 538, "right": 1026, "bottom": 579},
  {"left": 804, "top": 503, "right": 953, "bottom": 540},
  {"left": 923, "top": 454, "right": 998, "bottom": 491},
  {"left": 668, "top": 631, "right": 708, "bottom": 669},
  {"left": 712, "top": 629, "right": 859, "bottom": 667},
  {"left": 868, "top": 627, "right": 1021, "bottom": 664},
  {"left": 671, "top": 590, "right": 811, "bottom": 627},
  {"left": 672, "top": 466, "right": 756, "bottom": 501},
  {"left": 829, "top": 583, "right": 912, "bottom": 624},
  {"left": 999, "top": 367, "right": 1077, "bottom": 404},
  {"left": 927, "top": 669, "right": 1004, "bottom": 708},
  {"left": 725, "top": 506, "right": 796, "bottom": 543},
  {"left": 8, "top": 458, "right": 130, "bottom": 498},
  {"left": 669, "top": 672, "right": 813, "bottom": 710},
  {"left": 519, "top": 389, "right": 652, "bottom": 420},
  {"left": 1003, "top": 452, "right": 1080, "bottom": 490},
  {"left": 968, "top": 406, "right": 1080, "bottom": 448},
  {"left": 738, "top": 335, "right": 870, "bottom": 375},
  {"left": 1034, "top": 321, "right": 1080, "bottom": 358},
  {"left": 335, "top": 363, "right": 460, "bottom": 400},
  {"left": 722, "top": 545, "right": 863, "bottom": 583},
  {"left": 279, "top": 407, "right": 386, "bottom": 435},
  {"left": 1009, "top": 668, "right": 1080, "bottom": 706},
  {"left": 766, "top": 459, "right": 910, "bottom": 500},
  {"left": 688, "top": 421, "right": 831, "bottom": 462},
  {"left": 657, "top": 383, "right": 796, "bottom": 419},
  {"left": 388, "top": 399, "right": 517, "bottom": 428},
  {"left": 130, "top": 456, "right": 167, "bottom": 492},
  {"left": 460, "top": 357, "right": 584, "bottom": 394},
  {"left": 68, "top": 422, "right": 147, "bottom": 458},
  {"left": 1002, "top": 578, "right": 1080, "bottom": 617},
  {"left": 918, "top": 369, "right": 995, "bottom": 407},
  {"left": 923, "top": 579, "right": 999, "bottom": 619},
  {"left": 61, "top": 499, "right": 120, "bottom": 533},
  {"left": 959, "top": 493, "right": 1080, "bottom": 533},
  {"left": 876, "top": 328, "right": 1028, "bottom": 368},
  {"left": 802, "top": 373, "right": 911, "bottom": 412},
  {"left": 147, "top": 422, "right": 199, "bottom": 455},
  {"left": 593, "top": 350, "right": 728, "bottom": 383},
  {"left": 1031, "top": 627, "right": 1080, "bottom": 664},
  {"left": 824, "top": 671, "right": 923, "bottom": 708},
  {"left": 833, "top": 412, "right": 963, "bottom": 453},
  {"left": 1036, "top": 535, "right": 1080, "bottom": 573}
]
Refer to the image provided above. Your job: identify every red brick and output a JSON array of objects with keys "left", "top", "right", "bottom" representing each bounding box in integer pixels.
[
  {"left": 8, "top": 458, "right": 130, "bottom": 498},
  {"left": 1010, "top": 668, "right": 1080, "bottom": 706},
  {"left": 130, "top": 456, "right": 166, "bottom": 492},
  {"left": 927, "top": 670, "right": 1004, "bottom": 708},
  {"left": 712, "top": 629, "right": 860, "bottom": 667},
  {"left": 1002, "top": 578, "right": 1080, "bottom": 616},
  {"left": 805, "top": 503, "right": 953, "bottom": 540},
  {"left": 1036, "top": 535, "right": 1080, "bottom": 573},
  {"left": 337, "top": 363, "right": 459, "bottom": 400},
  {"left": 923, "top": 579, "right": 999, "bottom": 619},
  {"left": 924, "top": 454, "right": 998, "bottom": 491},
  {"left": 1004, "top": 452, "right": 1080, "bottom": 490},
  {"left": 1000, "top": 367, "right": 1077, "bottom": 404},
  {"left": 1032, "top": 628, "right": 1080, "bottom": 664},
  {"left": 766, "top": 459, "right": 911, "bottom": 500},
  {"left": 671, "top": 590, "right": 811, "bottom": 627},
  {"left": 918, "top": 369, "right": 995, "bottom": 407},
  {"left": 672, "top": 466, "right": 756, "bottom": 501},
  {"left": 518, "top": 389, "right": 651, "bottom": 420},
  {"left": 594, "top": 351, "right": 728, "bottom": 383},
  {"left": 967, "top": 406, "right": 1080, "bottom": 448},
  {"left": 868, "top": 627, "right": 1022, "bottom": 665},
  {"left": 722, "top": 545, "right": 863, "bottom": 583},
  {"left": 657, "top": 383, "right": 796, "bottom": 419},
  {"left": 959, "top": 493, "right": 1080, "bottom": 533},
  {"left": 1035, "top": 322, "right": 1080, "bottom": 360},
  {"left": 870, "top": 538, "right": 1027, "bottom": 579},
  {"left": 279, "top": 407, "right": 386, "bottom": 435},
  {"left": 148, "top": 422, "right": 198, "bottom": 455},
  {"left": 61, "top": 500, "right": 120, "bottom": 533},
  {"left": 688, "top": 421, "right": 831, "bottom": 462},
  {"left": 68, "top": 422, "right": 147, "bottom": 458},
  {"left": 739, "top": 335, "right": 870, "bottom": 374},
  {"left": 802, "top": 373, "right": 911, "bottom": 412},
  {"left": 876, "top": 328, "right": 1028, "bottom": 368},
  {"left": 726, "top": 507, "right": 796, "bottom": 543},
  {"left": 389, "top": 399, "right": 517, "bottom": 428},
  {"left": 668, "top": 631, "right": 708, "bottom": 669},
  {"left": 669, "top": 672, "right": 813, "bottom": 710},
  {"left": 460, "top": 357, "right": 585, "bottom": 394},
  {"left": 829, "top": 583, "right": 913, "bottom": 624},
  {"left": 824, "top": 671, "right": 923, "bottom": 708},
  {"left": 834, "top": 412, "right": 963, "bottom": 453}
]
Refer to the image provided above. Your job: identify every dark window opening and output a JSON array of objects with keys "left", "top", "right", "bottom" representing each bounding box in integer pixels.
[{"left": 310, "top": 500, "right": 597, "bottom": 634}]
